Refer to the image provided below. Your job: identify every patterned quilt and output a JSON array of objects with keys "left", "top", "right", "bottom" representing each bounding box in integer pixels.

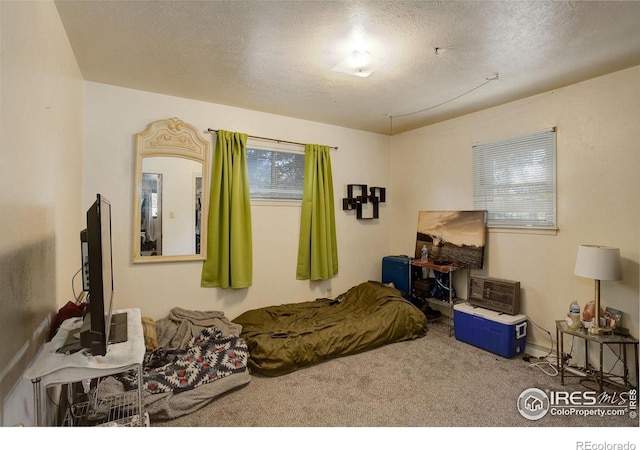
[{"left": 119, "top": 326, "right": 249, "bottom": 394}]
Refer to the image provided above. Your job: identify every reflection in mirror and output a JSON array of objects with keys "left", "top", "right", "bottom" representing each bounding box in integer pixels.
[
  {"left": 140, "top": 158, "right": 203, "bottom": 257},
  {"left": 140, "top": 172, "right": 162, "bottom": 256},
  {"left": 133, "top": 118, "right": 210, "bottom": 263}
]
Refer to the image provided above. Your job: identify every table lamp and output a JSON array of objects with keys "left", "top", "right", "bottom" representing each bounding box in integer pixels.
[{"left": 574, "top": 245, "right": 622, "bottom": 335}]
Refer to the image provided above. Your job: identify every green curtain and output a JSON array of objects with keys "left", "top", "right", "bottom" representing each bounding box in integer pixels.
[
  {"left": 201, "top": 130, "right": 253, "bottom": 288},
  {"left": 296, "top": 144, "right": 338, "bottom": 280}
]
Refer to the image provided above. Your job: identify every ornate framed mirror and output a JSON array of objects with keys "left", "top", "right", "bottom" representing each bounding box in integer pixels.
[{"left": 132, "top": 118, "right": 211, "bottom": 263}]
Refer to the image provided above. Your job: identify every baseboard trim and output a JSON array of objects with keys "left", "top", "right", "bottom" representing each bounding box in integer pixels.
[{"left": 525, "top": 341, "right": 553, "bottom": 358}]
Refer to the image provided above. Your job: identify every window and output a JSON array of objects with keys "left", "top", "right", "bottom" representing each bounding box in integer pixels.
[
  {"left": 247, "top": 147, "right": 305, "bottom": 200},
  {"left": 473, "top": 129, "right": 556, "bottom": 229}
]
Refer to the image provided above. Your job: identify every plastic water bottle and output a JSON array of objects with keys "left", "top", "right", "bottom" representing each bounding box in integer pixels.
[
  {"left": 421, "top": 245, "right": 429, "bottom": 262},
  {"left": 566, "top": 300, "right": 581, "bottom": 330}
]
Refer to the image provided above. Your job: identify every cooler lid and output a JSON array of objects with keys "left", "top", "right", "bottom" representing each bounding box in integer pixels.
[{"left": 454, "top": 302, "right": 527, "bottom": 325}]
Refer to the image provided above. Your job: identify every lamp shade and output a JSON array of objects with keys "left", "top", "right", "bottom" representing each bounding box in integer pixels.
[{"left": 574, "top": 245, "right": 622, "bottom": 281}]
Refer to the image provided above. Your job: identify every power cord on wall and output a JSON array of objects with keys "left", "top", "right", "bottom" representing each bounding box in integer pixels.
[
  {"left": 522, "top": 318, "right": 558, "bottom": 376},
  {"left": 583, "top": 343, "right": 638, "bottom": 390},
  {"left": 71, "top": 267, "right": 87, "bottom": 304}
]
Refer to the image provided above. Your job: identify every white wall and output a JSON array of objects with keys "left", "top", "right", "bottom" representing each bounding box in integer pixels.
[
  {"left": 0, "top": 0, "right": 83, "bottom": 426},
  {"left": 83, "top": 82, "right": 393, "bottom": 322},
  {"left": 391, "top": 66, "right": 640, "bottom": 380}
]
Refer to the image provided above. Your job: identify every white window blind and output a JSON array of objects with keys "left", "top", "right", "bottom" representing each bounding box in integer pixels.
[
  {"left": 247, "top": 148, "right": 305, "bottom": 200},
  {"left": 473, "top": 129, "right": 556, "bottom": 229}
]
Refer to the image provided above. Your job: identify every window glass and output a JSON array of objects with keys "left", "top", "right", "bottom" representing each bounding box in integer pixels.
[
  {"left": 473, "top": 129, "right": 556, "bottom": 229},
  {"left": 247, "top": 148, "right": 305, "bottom": 200}
]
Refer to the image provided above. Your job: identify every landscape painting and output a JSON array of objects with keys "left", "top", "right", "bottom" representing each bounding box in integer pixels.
[{"left": 415, "top": 210, "right": 487, "bottom": 269}]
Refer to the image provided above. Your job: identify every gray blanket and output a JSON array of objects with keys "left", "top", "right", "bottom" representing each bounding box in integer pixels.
[
  {"left": 156, "top": 307, "right": 243, "bottom": 348},
  {"left": 99, "top": 308, "right": 250, "bottom": 422}
]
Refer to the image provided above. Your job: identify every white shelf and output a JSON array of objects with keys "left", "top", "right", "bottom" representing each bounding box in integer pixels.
[
  {"left": 63, "top": 390, "right": 148, "bottom": 427},
  {"left": 25, "top": 308, "right": 146, "bottom": 427}
]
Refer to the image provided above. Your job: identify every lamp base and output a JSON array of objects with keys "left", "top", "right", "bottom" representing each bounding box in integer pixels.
[{"left": 588, "top": 327, "right": 614, "bottom": 336}]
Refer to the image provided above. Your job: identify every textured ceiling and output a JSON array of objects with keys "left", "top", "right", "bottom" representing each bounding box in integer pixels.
[{"left": 55, "top": 1, "right": 640, "bottom": 135}]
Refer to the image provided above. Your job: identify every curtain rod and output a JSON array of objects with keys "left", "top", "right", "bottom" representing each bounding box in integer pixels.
[{"left": 206, "top": 128, "right": 338, "bottom": 151}]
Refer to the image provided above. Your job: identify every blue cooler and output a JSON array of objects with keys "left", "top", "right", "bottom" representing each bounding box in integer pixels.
[{"left": 454, "top": 303, "right": 527, "bottom": 358}]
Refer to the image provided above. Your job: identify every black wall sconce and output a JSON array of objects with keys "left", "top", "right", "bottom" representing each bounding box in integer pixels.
[{"left": 342, "top": 184, "right": 386, "bottom": 220}]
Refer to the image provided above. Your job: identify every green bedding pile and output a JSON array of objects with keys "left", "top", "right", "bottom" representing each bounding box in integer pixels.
[{"left": 233, "top": 281, "right": 427, "bottom": 376}]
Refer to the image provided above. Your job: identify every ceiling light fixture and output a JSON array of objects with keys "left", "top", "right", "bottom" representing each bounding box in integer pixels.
[
  {"left": 331, "top": 23, "right": 384, "bottom": 78},
  {"left": 332, "top": 49, "right": 376, "bottom": 78}
]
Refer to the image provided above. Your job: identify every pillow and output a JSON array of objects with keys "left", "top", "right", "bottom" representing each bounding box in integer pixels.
[{"left": 141, "top": 316, "right": 158, "bottom": 350}]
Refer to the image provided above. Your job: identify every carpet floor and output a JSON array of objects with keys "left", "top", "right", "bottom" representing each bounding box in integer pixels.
[{"left": 151, "top": 325, "right": 638, "bottom": 429}]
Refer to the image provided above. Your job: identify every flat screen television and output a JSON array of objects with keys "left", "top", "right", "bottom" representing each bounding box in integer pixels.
[{"left": 79, "top": 194, "right": 116, "bottom": 356}]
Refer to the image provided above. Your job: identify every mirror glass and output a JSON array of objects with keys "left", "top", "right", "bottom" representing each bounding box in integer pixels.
[{"left": 133, "top": 118, "right": 210, "bottom": 263}]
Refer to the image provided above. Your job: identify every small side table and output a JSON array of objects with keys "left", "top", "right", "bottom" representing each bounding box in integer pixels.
[
  {"left": 555, "top": 320, "right": 638, "bottom": 392},
  {"left": 25, "top": 308, "right": 146, "bottom": 426}
]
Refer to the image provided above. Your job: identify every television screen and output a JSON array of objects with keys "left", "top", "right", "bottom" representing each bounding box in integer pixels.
[{"left": 79, "top": 194, "right": 114, "bottom": 356}]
